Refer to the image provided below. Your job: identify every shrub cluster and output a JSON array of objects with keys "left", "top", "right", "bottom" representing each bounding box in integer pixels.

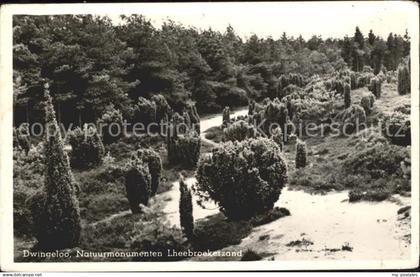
[
  {"left": 278, "top": 73, "right": 305, "bottom": 98},
  {"left": 196, "top": 138, "right": 287, "bottom": 220},
  {"left": 67, "top": 125, "right": 105, "bottom": 169}
]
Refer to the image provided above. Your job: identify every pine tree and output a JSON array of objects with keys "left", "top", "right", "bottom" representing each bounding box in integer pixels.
[
  {"left": 368, "top": 30, "right": 376, "bottom": 45},
  {"left": 179, "top": 177, "right": 194, "bottom": 239},
  {"left": 33, "top": 82, "right": 81, "bottom": 250}
]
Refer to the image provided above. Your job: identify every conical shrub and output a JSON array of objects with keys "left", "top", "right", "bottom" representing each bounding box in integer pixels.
[
  {"left": 222, "top": 106, "right": 230, "bottom": 127},
  {"left": 397, "top": 64, "right": 410, "bottom": 95},
  {"left": 179, "top": 177, "right": 194, "bottom": 239},
  {"left": 295, "top": 139, "right": 307, "bottom": 168},
  {"left": 32, "top": 83, "right": 81, "bottom": 250},
  {"left": 134, "top": 148, "right": 162, "bottom": 195},
  {"left": 344, "top": 83, "right": 351, "bottom": 108},
  {"left": 124, "top": 157, "right": 151, "bottom": 214}
]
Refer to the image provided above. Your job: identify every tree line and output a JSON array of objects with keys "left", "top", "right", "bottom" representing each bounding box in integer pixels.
[{"left": 13, "top": 15, "right": 410, "bottom": 127}]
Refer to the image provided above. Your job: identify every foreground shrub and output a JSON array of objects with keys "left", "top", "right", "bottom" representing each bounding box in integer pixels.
[
  {"left": 223, "top": 120, "right": 258, "bottom": 142},
  {"left": 67, "top": 125, "right": 105, "bottom": 169},
  {"left": 97, "top": 106, "right": 124, "bottom": 144},
  {"left": 295, "top": 139, "right": 307, "bottom": 168},
  {"left": 381, "top": 112, "right": 411, "bottom": 146},
  {"left": 397, "top": 63, "right": 410, "bottom": 95},
  {"left": 123, "top": 157, "right": 151, "bottom": 213},
  {"left": 133, "top": 148, "right": 162, "bottom": 195},
  {"left": 196, "top": 138, "right": 287, "bottom": 220},
  {"left": 131, "top": 216, "right": 188, "bottom": 261},
  {"left": 179, "top": 178, "right": 194, "bottom": 239},
  {"left": 32, "top": 86, "right": 81, "bottom": 250},
  {"left": 241, "top": 250, "right": 263, "bottom": 261}
]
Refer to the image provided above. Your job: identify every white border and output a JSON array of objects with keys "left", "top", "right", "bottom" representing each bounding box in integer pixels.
[{"left": 0, "top": 1, "right": 419, "bottom": 271}]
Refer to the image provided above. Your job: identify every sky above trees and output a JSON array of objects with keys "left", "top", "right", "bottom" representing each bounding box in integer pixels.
[{"left": 103, "top": 2, "right": 414, "bottom": 40}]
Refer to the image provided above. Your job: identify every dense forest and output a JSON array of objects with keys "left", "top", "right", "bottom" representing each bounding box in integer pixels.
[{"left": 13, "top": 14, "right": 410, "bottom": 126}]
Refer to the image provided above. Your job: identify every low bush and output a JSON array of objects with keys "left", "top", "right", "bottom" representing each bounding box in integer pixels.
[
  {"left": 196, "top": 138, "right": 287, "bottom": 220},
  {"left": 343, "top": 143, "right": 409, "bottom": 179},
  {"left": 130, "top": 217, "right": 188, "bottom": 261}
]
